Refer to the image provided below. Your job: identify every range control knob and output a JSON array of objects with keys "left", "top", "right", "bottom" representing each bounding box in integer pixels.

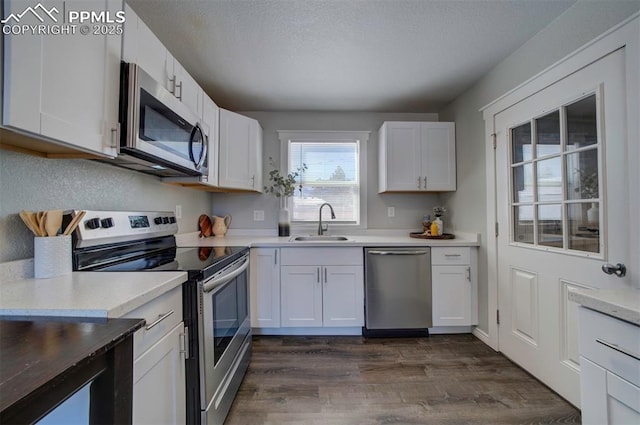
[
  {"left": 85, "top": 217, "right": 101, "bottom": 230},
  {"left": 162, "top": 217, "right": 170, "bottom": 224},
  {"left": 100, "top": 218, "right": 114, "bottom": 229},
  {"left": 154, "top": 217, "right": 163, "bottom": 225},
  {"left": 169, "top": 217, "right": 176, "bottom": 224}
]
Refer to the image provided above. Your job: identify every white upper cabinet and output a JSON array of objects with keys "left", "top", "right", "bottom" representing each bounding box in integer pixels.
[
  {"left": 218, "top": 108, "right": 263, "bottom": 192},
  {"left": 201, "top": 94, "right": 220, "bottom": 187},
  {"left": 122, "top": 4, "right": 201, "bottom": 116},
  {"left": 378, "top": 121, "right": 456, "bottom": 192},
  {"left": 2, "top": 0, "right": 122, "bottom": 158}
]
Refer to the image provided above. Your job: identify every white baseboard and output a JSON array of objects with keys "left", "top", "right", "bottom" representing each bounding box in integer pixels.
[
  {"left": 472, "top": 327, "right": 493, "bottom": 349},
  {"left": 429, "top": 326, "right": 472, "bottom": 334},
  {"left": 252, "top": 327, "right": 362, "bottom": 336}
]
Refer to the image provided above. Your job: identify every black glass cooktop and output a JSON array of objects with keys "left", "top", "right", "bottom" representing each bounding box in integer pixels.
[{"left": 73, "top": 235, "right": 248, "bottom": 280}]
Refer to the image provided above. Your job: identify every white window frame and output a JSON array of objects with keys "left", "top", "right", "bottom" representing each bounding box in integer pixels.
[{"left": 278, "top": 130, "right": 369, "bottom": 233}]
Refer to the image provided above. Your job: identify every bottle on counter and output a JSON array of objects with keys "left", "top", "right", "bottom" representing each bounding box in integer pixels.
[
  {"left": 430, "top": 220, "right": 439, "bottom": 236},
  {"left": 433, "top": 216, "right": 443, "bottom": 236},
  {"left": 422, "top": 214, "right": 431, "bottom": 234}
]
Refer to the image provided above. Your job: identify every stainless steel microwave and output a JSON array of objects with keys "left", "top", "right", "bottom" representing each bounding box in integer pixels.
[{"left": 109, "top": 62, "right": 208, "bottom": 177}]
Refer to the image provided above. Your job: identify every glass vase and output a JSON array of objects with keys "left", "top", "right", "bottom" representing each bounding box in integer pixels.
[{"left": 278, "top": 197, "right": 291, "bottom": 237}]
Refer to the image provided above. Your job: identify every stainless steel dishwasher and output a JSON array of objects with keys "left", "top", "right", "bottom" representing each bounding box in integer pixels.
[{"left": 364, "top": 247, "right": 432, "bottom": 336}]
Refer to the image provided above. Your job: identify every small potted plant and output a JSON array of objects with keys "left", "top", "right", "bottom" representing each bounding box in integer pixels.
[{"left": 264, "top": 157, "right": 307, "bottom": 236}]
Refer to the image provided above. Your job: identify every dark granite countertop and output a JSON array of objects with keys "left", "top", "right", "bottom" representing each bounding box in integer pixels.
[{"left": 0, "top": 316, "right": 144, "bottom": 423}]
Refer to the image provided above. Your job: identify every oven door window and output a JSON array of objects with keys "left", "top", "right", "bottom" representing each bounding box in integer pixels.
[
  {"left": 211, "top": 271, "right": 248, "bottom": 365},
  {"left": 138, "top": 89, "right": 196, "bottom": 162}
]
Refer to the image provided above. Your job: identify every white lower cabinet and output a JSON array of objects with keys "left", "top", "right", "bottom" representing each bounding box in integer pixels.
[
  {"left": 431, "top": 247, "right": 477, "bottom": 327},
  {"left": 132, "top": 322, "right": 186, "bottom": 425},
  {"left": 125, "top": 285, "right": 186, "bottom": 424},
  {"left": 250, "top": 247, "right": 364, "bottom": 330},
  {"left": 578, "top": 306, "right": 640, "bottom": 424},
  {"left": 280, "top": 265, "right": 364, "bottom": 327},
  {"left": 250, "top": 248, "right": 281, "bottom": 328}
]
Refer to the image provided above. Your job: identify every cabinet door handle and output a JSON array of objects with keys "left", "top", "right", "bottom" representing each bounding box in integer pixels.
[
  {"left": 324, "top": 267, "right": 327, "bottom": 283},
  {"left": 444, "top": 254, "right": 461, "bottom": 257},
  {"left": 466, "top": 267, "right": 471, "bottom": 281},
  {"left": 596, "top": 338, "right": 640, "bottom": 361},
  {"left": 250, "top": 175, "right": 255, "bottom": 188},
  {"left": 423, "top": 176, "right": 427, "bottom": 189},
  {"left": 180, "top": 326, "right": 190, "bottom": 359},
  {"left": 317, "top": 267, "right": 320, "bottom": 283},
  {"left": 175, "top": 81, "right": 183, "bottom": 100},
  {"left": 417, "top": 177, "right": 421, "bottom": 189},
  {"left": 274, "top": 250, "right": 278, "bottom": 265},
  {"left": 145, "top": 310, "right": 174, "bottom": 331}
]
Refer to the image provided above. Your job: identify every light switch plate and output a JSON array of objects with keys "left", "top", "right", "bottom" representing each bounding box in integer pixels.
[
  {"left": 387, "top": 206, "right": 395, "bottom": 217},
  {"left": 253, "top": 210, "right": 265, "bottom": 221}
]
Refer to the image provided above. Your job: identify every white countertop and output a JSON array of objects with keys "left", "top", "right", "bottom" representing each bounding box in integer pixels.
[
  {"left": 568, "top": 287, "right": 640, "bottom": 325},
  {"left": 0, "top": 271, "right": 187, "bottom": 319},
  {"left": 175, "top": 230, "right": 480, "bottom": 248}
]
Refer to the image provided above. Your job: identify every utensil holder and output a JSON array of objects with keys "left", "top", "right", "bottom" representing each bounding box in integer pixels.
[{"left": 34, "top": 236, "right": 72, "bottom": 278}]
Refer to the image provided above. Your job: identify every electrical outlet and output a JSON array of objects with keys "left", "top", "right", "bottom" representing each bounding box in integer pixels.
[
  {"left": 387, "top": 206, "right": 395, "bottom": 217},
  {"left": 253, "top": 210, "right": 265, "bottom": 221},
  {"left": 175, "top": 205, "right": 182, "bottom": 219}
]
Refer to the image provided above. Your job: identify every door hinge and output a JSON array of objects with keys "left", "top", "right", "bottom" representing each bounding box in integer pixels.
[
  {"left": 496, "top": 310, "right": 500, "bottom": 325},
  {"left": 495, "top": 222, "right": 499, "bottom": 237},
  {"left": 491, "top": 133, "right": 497, "bottom": 150}
]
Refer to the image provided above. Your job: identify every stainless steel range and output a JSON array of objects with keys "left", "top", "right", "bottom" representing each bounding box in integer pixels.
[{"left": 65, "top": 210, "right": 251, "bottom": 424}]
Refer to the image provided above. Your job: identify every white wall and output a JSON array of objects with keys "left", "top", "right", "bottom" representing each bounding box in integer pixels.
[
  {"left": 212, "top": 111, "right": 443, "bottom": 231},
  {"left": 439, "top": 0, "right": 640, "bottom": 334},
  {"left": 0, "top": 150, "right": 211, "bottom": 262}
]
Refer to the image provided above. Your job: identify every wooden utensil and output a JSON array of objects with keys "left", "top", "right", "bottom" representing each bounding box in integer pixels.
[
  {"left": 37, "top": 211, "right": 47, "bottom": 237},
  {"left": 45, "top": 209, "right": 63, "bottom": 236},
  {"left": 26, "top": 211, "right": 43, "bottom": 237},
  {"left": 63, "top": 211, "right": 86, "bottom": 236},
  {"left": 19, "top": 210, "right": 39, "bottom": 236}
]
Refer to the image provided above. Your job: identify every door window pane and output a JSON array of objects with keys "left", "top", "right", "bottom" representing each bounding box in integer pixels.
[
  {"left": 512, "top": 122, "right": 532, "bottom": 163},
  {"left": 512, "top": 164, "right": 533, "bottom": 203},
  {"left": 514, "top": 206, "right": 534, "bottom": 244},
  {"left": 566, "top": 149, "right": 598, "bottom": 200},
  {"left": 568, "top": 203, "right": 599, "bottom": 253},
  {"left": 536, "top": 111, "right": 561, "bottom": 158},
  {"left": 567, "top": 95, "right": 597, "bottom": 149},
  {"left": 538, "top": 204, "right": 563, "bottom": 248},
  {"left": 536, "top": 157, "right": 562, "bottom": 202}
]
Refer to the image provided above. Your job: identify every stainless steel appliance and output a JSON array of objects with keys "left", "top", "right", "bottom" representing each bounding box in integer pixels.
[
  {"left": 364, "top": 247, "right": 432, "bottom": 336},
  {"left": 65, "top": 210, "right": 250, "bottom": 424},
  {"left": 109, "top": 63, "right": 208, "bottom": 177}
]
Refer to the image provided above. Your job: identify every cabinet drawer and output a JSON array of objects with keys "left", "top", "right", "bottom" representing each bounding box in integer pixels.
[
  {"left": 431, "top": 247, "right": 470, "bottom": 265},
  {"left": 281, "top": 248, "right": 363, "bottom": 266},
  {"left": 125, "top": 286, "right": 183, "bottom": 359},
  {"left": 579, "top": 306, "right": 640, "bottom": 387}
]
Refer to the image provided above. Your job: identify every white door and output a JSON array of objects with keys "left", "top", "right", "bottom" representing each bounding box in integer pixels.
[
  {"left": 219, "top": 109, "right": 258, "bottom": 190},
  {"left": 322, "top": 266, "right": 364, "bottom": 327},
  {"left": 432, "top": 265, "right": 472, "bottom": 327},
  {"left": 494, "top": 49, "right": 630, "bottom": 406},
  {"left": 422, "top": 122, "right": 456, "bottom": 191},
  {"left": 249, "top": 248, "right": 280, "bottom": 328},
  {"left": 280, "top": 266, "right": 323, "bottom": 327},
  {"left": 382, "top": 122, "right": 422, "bottom": 191}
]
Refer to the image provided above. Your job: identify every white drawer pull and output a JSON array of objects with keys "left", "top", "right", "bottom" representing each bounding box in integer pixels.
[
  {"left": 145, "top": 310, "right": 174, "bottom": 331},
  {"left": 596, "top": 338, "right": 640, "bottom": 361}
]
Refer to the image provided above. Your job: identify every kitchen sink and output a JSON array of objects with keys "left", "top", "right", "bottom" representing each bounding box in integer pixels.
[{"left": 290, "top": 235, "right": 352, "bottom": 242}]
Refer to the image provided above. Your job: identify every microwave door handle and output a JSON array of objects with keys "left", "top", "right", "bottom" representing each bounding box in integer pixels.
[
  {"left": 202, "top": 257, "right": 250, "bottom": 293},
  {"left": 196, "top": 134, "right": 207, "bottom": 170}
]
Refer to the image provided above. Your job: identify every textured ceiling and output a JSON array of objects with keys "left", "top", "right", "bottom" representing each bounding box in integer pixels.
[{"left": 128, "top": 0, "right": 576, "bottom": 112}]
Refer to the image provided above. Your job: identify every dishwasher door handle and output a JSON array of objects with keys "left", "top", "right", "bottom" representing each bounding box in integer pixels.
[{"left": 368, "top": 250, "right": 429, "bottom": 256}]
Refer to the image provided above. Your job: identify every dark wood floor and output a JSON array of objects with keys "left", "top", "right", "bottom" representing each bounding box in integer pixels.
[{"left": 226, "top": 334, "right": 581, "bottom": 425}]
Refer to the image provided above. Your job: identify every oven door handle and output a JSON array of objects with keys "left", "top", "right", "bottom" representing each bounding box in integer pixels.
[{"left": 202, "top": 257, "right": 250, "bottom": 293}]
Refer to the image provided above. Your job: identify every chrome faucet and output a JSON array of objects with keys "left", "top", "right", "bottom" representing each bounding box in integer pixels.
[{"left": 317, "top": 203, "right": 336, "bottom": 235}]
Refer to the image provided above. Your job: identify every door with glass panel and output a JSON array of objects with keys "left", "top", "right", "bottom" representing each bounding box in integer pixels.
[{"left": 494, "top": 49, "right": 629, "bottom": 406}]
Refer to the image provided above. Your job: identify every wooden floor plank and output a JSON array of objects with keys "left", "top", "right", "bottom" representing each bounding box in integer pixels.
[{"left": 226, "top": 334, "right": 581, "bottom": 424}]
